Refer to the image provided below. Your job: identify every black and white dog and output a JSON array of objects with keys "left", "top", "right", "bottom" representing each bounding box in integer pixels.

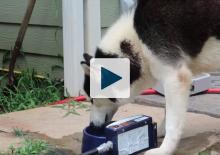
[{"left": 81, "top": 0, "right": 220, "bottom": 154}]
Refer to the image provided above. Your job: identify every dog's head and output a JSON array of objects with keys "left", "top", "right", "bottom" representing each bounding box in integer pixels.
[
  {"left": 81, "top": 46, "right": 144, "bottom": 128},
  {"left": 81, "top": 52, "right": 119, "bottom": 128}
]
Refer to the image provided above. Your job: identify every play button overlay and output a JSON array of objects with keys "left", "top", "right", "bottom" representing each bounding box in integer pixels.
[
  {"left": 90, "top": 58, "right": 130, "bottom": 98},
  {"left": 101, "top": 67, "right": 122, "bottom": 90}
]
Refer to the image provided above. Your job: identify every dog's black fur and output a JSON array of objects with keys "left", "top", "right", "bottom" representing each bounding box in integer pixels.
[
  {"left": 134, "top": 0, "right": 220, "bottom": 63},
  {"left": 120, "top": 40, "right": 142, "bottom": 84}
]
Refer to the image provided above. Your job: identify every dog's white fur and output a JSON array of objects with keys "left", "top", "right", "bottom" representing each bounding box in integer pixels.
[
  {"left": 83, "top": 10, "right": 220, "bottom": 155},
  {"left": 100, "top": 12, "right": 157, "bottom": 97}
]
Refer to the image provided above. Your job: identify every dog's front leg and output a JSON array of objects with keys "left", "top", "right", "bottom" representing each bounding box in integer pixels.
[{"left": 145, "top": 65, "right": 192, "bottom": 155}]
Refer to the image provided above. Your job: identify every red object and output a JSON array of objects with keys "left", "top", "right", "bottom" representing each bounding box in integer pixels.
[
  {"left": 50, "top": 89, "right": 158, "bottom": 106},
  {"left": 141, "top": 88, "right": 158, "bottom": 95},
  {"left": 50, "top": 95, "right": 87, "bottom": 105},
  {"left": 50, "top": 88, "right": 220, "bottom": 106},
  {"left": 206, "top": 88, "right": 220, "bottom": 94},
  {"left": 142, "top": 88, "right": 220, "bottom": 95}
]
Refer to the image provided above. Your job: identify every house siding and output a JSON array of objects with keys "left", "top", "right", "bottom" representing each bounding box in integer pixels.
[{"left": 0, "top": 0, "right": 120, "bottom": 77}]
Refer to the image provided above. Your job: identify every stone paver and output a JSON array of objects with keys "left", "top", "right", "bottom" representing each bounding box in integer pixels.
[
  {"left": 0, "top": 106, "right": 90, "bottom": 139},
  {"left": 0, "top": 103, "right": 219, "bottom": 155},
  {"left": 135, "top": 94, "right": 220, "bottom": 118}
]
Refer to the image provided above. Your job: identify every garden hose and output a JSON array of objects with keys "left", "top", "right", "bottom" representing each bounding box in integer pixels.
[{"left": 80, "top": 141, "right": 113, "bottom": 155}]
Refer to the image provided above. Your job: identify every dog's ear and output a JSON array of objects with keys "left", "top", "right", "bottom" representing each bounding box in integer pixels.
[
  {"left": 81, "top": 61, "right": 90, "bottom": 75},
  {"left": 83, "top": 53, "right": 93, "bottom": 64},
  {"left": 81, "top": 53, "right": 93, "bottom": 75}
]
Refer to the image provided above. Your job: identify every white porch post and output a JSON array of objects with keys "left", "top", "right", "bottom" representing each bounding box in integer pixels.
[
  {"left": 84, "top": 0, "right": 101, "bottom": 55},
  {"left": 62, "top": 0, "right": 101, "bottom": 97},
  {"left": 62, "top": 0, "right": 84, "bottom": 96}
]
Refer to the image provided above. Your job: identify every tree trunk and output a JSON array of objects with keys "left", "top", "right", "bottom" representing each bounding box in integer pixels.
[{"left": 8, "top": 0, "right": 36, "bottom": 86}]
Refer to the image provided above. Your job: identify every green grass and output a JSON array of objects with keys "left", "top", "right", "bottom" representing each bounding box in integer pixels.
[
  {"left": 13, "top": 128, "right": 26, "bottom": 138},
  {"left": 54, "top": 100, "right": 89, "bottom": 117},
  {"left": 6, "top": 138, "right": 49, "bottom": 155},
  {"left": 1, "top": 128, "right": 50, "bottom": 155},
  {"left": 0, "top": 70, "right": 64, "bottom": 114},
  {"left": 198, "top": 150, "right": 211, "bottom": 155}
]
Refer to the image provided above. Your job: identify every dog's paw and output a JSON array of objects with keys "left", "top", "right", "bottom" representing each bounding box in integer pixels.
[{"left": 144, "top": 148, "right": 171, "bottom": 155}]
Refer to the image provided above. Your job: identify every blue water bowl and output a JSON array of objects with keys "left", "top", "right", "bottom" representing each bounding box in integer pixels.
[{"left": 82, "top": 126, "right": 109, "bottom": 155}]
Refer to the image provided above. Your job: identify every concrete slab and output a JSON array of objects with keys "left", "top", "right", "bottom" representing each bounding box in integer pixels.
[
  {"left": 0, "top": 103, "right": 219, "bottom": 154},
  {"left": 135, "top": 94, "right": 220, "bottom": 118},
  {"left": 0, "top": 105, "right": 90, "bottom": 139}
]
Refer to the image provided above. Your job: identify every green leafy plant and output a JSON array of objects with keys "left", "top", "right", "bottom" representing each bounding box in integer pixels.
[
  {"left": 53, "top": 89, "right": 89, "bottom": 117},
  {"left": 198, "top": 149, "right": 211, "bottom": 155},
  {"left": 13, "top": 128, "right": 26, "bottom": 138},
  {"left": 1, "top": 128, "right": 50, "bottom": 155},
  {"left": 7, "top": 139, "right": 49, "bottom": 155},
  {"left": 54, "top": 100, "right": 89, "bottom": 117},
  {"left": 0, "top": 70, "right": 64, "bottom": 114}
]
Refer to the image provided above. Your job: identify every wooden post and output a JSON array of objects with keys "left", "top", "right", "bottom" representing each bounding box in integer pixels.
[
  {"left": 62, "top": 0, "right": 84, "bottom": 96},
  {"left": 84, "top": 0, "right": 101, "bottom": 55},
  {"left": 62, "top": 0, "right": 101, "bottom": 96}
]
